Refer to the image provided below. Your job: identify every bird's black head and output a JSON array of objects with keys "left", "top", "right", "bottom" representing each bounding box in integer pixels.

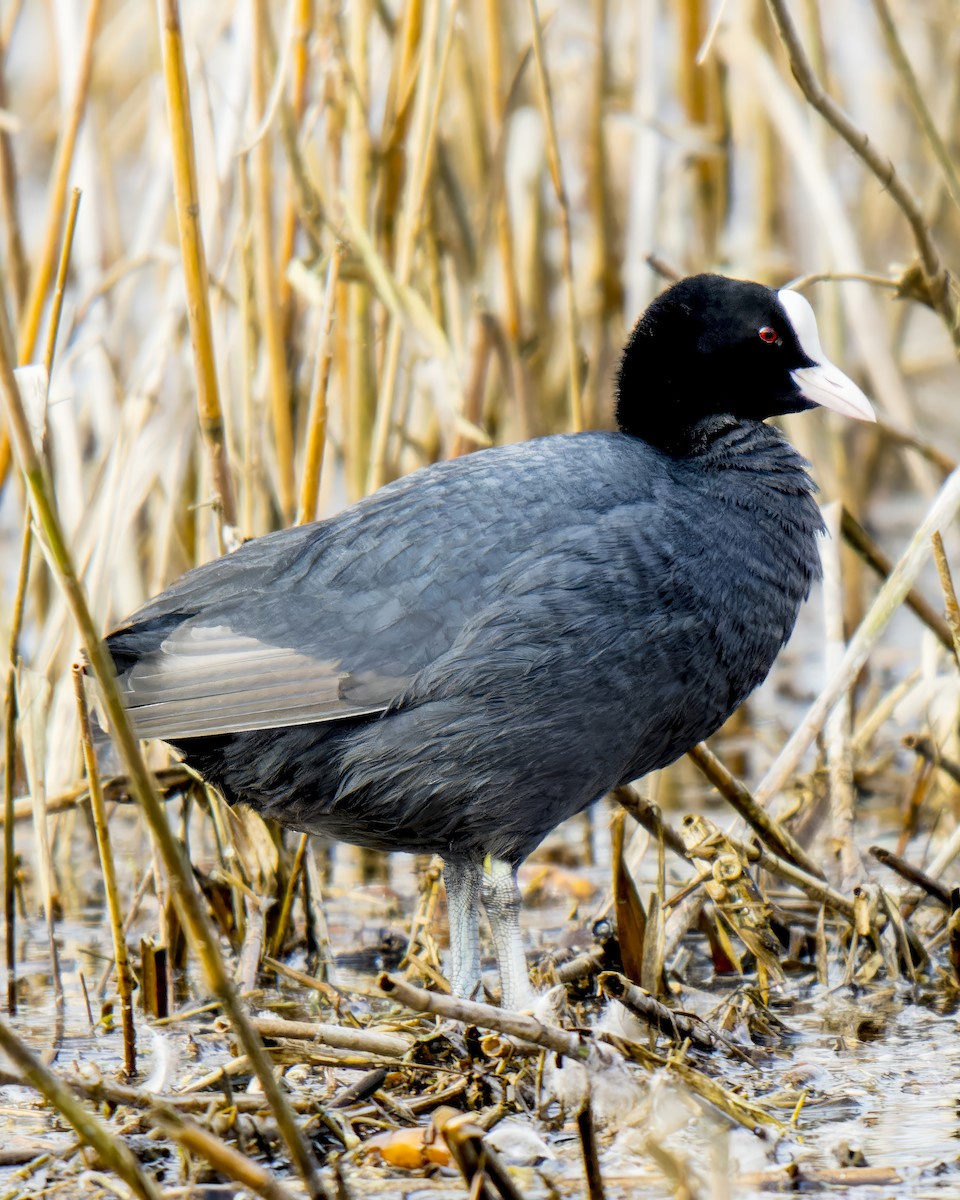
[{"left": 616, "top": 274, "right": 874, "bottom": 454}]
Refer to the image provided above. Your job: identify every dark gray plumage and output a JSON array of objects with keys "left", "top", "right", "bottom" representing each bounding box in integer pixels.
[{"left": 105, "top": 274, "right": 875, "bottom": 1008}]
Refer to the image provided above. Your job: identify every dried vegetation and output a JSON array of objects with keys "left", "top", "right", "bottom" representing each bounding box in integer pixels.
[{"left": 1, "top": 0, "right": 960, "bottom": 1198}]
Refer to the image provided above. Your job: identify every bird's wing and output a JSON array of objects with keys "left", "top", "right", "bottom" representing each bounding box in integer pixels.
[{"left": 115, "top": 623, "right": 403, "bottom": 739}]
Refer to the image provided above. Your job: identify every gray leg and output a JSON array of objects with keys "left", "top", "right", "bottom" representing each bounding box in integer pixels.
[
  {"left": 443, "top": 860, "right": 482, "bottom": 1001},
  {"left": 481, "top": 857, "right": 537, "bottom": 1010}
]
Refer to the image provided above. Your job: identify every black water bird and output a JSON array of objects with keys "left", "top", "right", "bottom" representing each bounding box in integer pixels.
[{"left": 105, "top": 275, "right": 875, "bottom": 1009}]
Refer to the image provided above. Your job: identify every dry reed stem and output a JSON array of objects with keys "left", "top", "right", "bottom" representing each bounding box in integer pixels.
[
  {"left": 269, "top": 830, "right": 309, "bottom": 957},
  {"left": 2, "top": 520, "right": 30, "bottom": 1014},
  {"left": 250, "top": 1015, "right": 412, "bottom": 1057},
  {"left": 821, "top": 503, "right": 858, "bottom": 886},
  {"left": 0, "top": 44, "right": 27, "bottom": 317},
  {"left": 346, "top": 0, "right": 376, "bottom": 500},
  {"left": 158, "top": 0, "right": 238, "bottom": 534},
  {"left": 0, "top": 334, "right": 329, "bottom": 1199},
  {"left": 277, "top": 0, "right": 314, "bottom": 322},
  {"left": 252, "top": 0, "right": 296, "bottom": 524},
  {"left": 577, "top": 1101, "right": 608, "bottom": 1200},
  {"left": 297, "top": 246, "right": 341, "bottom": 523},
  {"left": 72, "top": 665, "right": 136, "bottom": 1077},
  {"left": 483, "top": 0, "right": 531, "bottom": 440},
  {"left": 16, "top": 0, "right": 101, "bottom": 366},
  {"left": 367, "top": 0, "right": 456, "bottom": 492},
  {"left": 525, "top": 0, "right": 583, "bottom": 432},
  {"left": 43, "top": 188, "right": 81, "bottom": 381}
]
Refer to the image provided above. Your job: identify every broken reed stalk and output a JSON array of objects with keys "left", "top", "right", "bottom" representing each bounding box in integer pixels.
[
  {"left": 435, "top": 1109, "right": 527, "bottom": 1200},
  {"left": 158, "top": 0, "right": 238, "bottom": 535},
  {"left": 0, "top": 340, "right": 329, "bottom": 1198},
  {"left": 72, "top": 665, "right": 136, "bottom": 1077},
  {"left": 379, "top": 972, "right": 590, "bottom": 1060},
  {"left": 869, "top": 845, "right": 952, "bottom": 908},
  {"left": 251, "top": 0, "right": 296, "bottom": 524},
  {"left": 904, "top": 732, "right": 960, "bottom": 787},
  {"left": 754, "top": 463, "right": 960, "bottom": 808},
  {"left": 577, "top": 1101, "right": 607, "bottom": 1200},
  {"left": 525, "top": 0, "right": 583, "bottom": 432},
  {"left": 612, "top": 785, "right": 688, "bottom": 857},
  {"left": 296, "top": 246, "right": 341, "bottom": 524},
  {"left": 154, "top": 1107, "right": 300, "bottom": 1200},
  {"left": 598, "top": 971, "right": 716, "bottom": 1052},
  {"left": 249, "top": 1015, "right": 412, "bottom": 1057},
  {"left": 16, "top": 0, "right": 101, "bottom": 367},
  {"left": 686, "top": 743, "right": 825, "bottom": 879},
  {"left": 0, "top": 1018, "right": 161, "bottom": 1200}
]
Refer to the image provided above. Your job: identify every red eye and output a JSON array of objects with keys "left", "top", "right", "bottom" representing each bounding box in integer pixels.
[{"left": 758, "top": 326, "right": 779, "bottom": 344}]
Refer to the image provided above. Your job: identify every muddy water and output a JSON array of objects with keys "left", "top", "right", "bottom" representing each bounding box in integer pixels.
[{"left": 3, "top": 785, "right": 960, "bottom": 1198}]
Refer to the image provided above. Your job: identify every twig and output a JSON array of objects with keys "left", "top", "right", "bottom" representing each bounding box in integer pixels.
[
  {"left": 612, "top": 786, "right": 687, "bottom": 857},
  {"left": 822, "top": 503, "right": 859, "bottom": 885},
  {"left": 435, "top": 1108, "right": 527, "bottom": 1200},
  {"left": 765, "top": 0, "right": 958, "bottom": 344},
  {"left": 3, "top": 519, "right": 30, "bottom": 1014}
]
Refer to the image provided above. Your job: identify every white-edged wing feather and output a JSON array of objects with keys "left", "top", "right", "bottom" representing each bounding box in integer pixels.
[{"left": 120, "top": 624, "right": 393, "bottom": 739}]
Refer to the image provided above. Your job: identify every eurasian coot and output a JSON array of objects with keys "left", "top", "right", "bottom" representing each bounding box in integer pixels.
[{"left": 105, "top": 274, "right": 875, "bottom": 1009}]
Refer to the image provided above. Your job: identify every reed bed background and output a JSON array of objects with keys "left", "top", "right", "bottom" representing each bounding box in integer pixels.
[{"left": 1, "top": 1, "right": 960, "bottom": 1198}]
